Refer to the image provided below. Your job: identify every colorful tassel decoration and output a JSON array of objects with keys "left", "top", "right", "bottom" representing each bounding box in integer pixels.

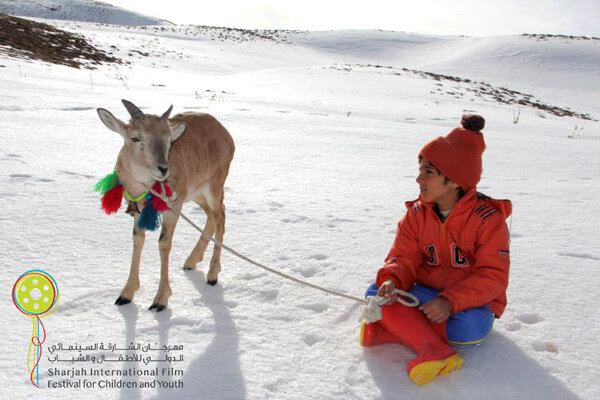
[
  {"left": 138, "top": 194, "right": 161, "bottom": 231},
  {"left": 95, "top": 170, "right": 173, "bottom": 230},
  {"left": 101, "top": 184, "right": 124, "bottom": 215},
  {"left": 94, "top": 170, "right": 119, "bottom": 195},
  {"left": 151, "top": 182, "right": 173, "bottom": 212}
]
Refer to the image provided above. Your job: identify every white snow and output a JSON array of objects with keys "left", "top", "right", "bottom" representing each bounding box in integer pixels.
[
  {"left": 1, "top": 8, "right": 599, "bottom": 400},
  {"left": 0, "top": 0, "right": 166, "bottom": 26}
]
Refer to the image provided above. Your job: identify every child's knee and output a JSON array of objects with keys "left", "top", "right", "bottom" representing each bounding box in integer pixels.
[
  {"left": 365, "top": 283, "right": 379, "bottom": 298},
  {"left": 447, "top": 308, "right": 494, "bottom": 347}
]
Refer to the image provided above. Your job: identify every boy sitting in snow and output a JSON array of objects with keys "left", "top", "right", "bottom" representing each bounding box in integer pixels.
[{"left": 361, "top": 114, "right": 511, "bottom": 385}]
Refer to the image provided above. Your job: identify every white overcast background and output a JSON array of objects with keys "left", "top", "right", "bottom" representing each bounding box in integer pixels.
[{"left": 102, "top": 0, "right": 600, "bottom": 36}]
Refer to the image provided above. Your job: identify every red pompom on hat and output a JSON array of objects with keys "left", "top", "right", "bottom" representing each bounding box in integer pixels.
[{"left": 418, "top": 114, "right": 486, "bottom": 190}]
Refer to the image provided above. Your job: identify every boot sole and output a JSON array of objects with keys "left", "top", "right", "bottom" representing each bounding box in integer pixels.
[
  {"left": 359, "top": 322, "right": 368, "bottom": 346},
  {"left": 409, "top": 354, "right": 465, "bottom": 386}
]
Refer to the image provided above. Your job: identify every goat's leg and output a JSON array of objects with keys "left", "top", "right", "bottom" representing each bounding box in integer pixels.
[
  {"left": 149, "top": 206, "right": 180, "bottom": 311},
  {"left": 116, "top": 214, "right": 145, "bottom": 305},
  {"left": 183, "top": 198, "right": 216, "bottom": 270},
  {"left": 206, "top": 193, "right": 226, "bottom": 286}
]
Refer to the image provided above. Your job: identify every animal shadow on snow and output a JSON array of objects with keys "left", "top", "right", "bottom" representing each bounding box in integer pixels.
[
  {"left": 117, "top": 305, "right": 142, "bottom": 400},
  {"left": 364, "top": 332, "right": 579, "bottom": 400},
  {"left": 162, "top": 270, "right": 246, "bottom": 400},
  {"left": 117, "top": 304, "right": 195, "bottom": 400},
  {"left": 115, "top": 271, "right": 245, "bottom": 400}
]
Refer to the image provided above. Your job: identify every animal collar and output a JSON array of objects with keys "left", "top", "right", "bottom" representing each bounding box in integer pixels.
[{"left": 94, "top": 170, "right": 172, "bottom": 231}]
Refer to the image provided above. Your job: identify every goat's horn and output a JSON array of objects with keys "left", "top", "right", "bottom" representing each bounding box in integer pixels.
[
  {"left": 121, "top": 99, "right": 144, "bottom": 119},
  {"left": 161, "top": 105, "right": 173, "bottom": 121}
]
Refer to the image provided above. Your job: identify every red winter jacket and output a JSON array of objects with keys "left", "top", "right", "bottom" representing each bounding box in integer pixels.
[{"left": 376, "top": 189, "right": 512, "bottom": 317}]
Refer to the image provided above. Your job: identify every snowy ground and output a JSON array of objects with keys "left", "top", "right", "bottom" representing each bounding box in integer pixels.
[{"left": 1, "top": 13, "right": 600, "bottom": 400}]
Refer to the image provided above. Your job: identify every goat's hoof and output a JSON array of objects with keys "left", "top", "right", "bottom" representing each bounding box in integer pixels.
[
  {"left": 115, "top": 297, "right": 132, "bottom": 306},
  {"left": 148, "top": 303, "right": 166, "bottom": 312},
  {"left": 183, "top": 259, "right": 199, "bottom": 270},
  {"left": 207, "top": 279, "right": 218, "bottom": 286}
]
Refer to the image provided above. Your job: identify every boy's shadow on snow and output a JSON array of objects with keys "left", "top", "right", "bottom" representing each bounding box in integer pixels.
[
  {"left": 364, "top": 332, "right": 579, "bottom": 400},
  {"left": 161, "top": 269, "right": 246, "bottom": 400}
]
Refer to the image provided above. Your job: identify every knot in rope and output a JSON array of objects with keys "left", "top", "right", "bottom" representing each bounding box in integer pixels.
[{"left": 359, "top": 289, "right": 420, "bottom": 324}]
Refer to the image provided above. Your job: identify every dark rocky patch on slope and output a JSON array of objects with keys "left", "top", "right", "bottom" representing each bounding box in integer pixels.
[
  {"left": 0, "top": 13, "right": 121, "bottom": 68},
  {"left": 522, "top": 33, "right": 600, "bottom": 42},
  {"left": 331, "top": 63, "right": 596, "bottom": 121}
]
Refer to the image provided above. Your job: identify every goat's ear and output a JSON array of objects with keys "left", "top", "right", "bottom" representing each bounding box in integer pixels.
[
  {"left": 97, "top": 108, "right": 128, "bottom": 138},
  {"left": 171, "top": 123, "right": 185, "bottom": 142}
]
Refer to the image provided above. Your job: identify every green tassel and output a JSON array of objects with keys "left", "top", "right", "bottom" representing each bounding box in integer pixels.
[{"left": 94, "top": 170, "right": 119, "bottom": 195}]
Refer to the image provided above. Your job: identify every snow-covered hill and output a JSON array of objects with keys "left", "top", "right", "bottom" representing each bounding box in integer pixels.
[
  {"left": 0, "top": 0, "right": 165, "bottom": 25},
  {"left": 281, "top": 29, "right": 600, "bottom": 117},
  {"left": 1, "top": 12, "right": 599, "bottom": 400}
]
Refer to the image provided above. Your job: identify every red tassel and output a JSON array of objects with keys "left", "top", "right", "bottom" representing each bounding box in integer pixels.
[
  {"left": 101, "top": 185, "right": 124, "bottom": 215},
  {"left": 151, "top": 182, "right": 172, "bottom": 211}
]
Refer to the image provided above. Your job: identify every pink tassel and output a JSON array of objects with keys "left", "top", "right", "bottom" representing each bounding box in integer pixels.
[
  {"left": 101, "top": 185, "right": 124, "bottom": 215},
  {"left": 151, "top": 182, "right": 172, "bottom": 211}
]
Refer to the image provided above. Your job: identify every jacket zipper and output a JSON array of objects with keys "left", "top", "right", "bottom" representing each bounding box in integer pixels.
[
  {"left": 435, "top": 223, "right": 447, "bottom": 287},
  {"left": 436, "top": 215, "right": 454, "bottom": 288},
  {"left": 426, "top": 202, "right": 455, "bottom": 288}
]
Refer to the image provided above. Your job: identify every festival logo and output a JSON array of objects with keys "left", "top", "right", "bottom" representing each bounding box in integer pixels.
[{"left": 12, "top": 270, "right": 60, "bottom": 388}]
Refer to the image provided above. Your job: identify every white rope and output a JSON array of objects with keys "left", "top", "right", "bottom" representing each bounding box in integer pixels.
[
  {"left": 146, "top": 185, "right": 419, "bottom": 312},
  {"left": 359, "top": 290, "right": 420, "bottom": 324}
]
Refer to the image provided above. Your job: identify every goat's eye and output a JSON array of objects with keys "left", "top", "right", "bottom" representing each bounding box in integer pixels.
[{"left": 131, "top": 137, "right": 140, "bottom": 143}]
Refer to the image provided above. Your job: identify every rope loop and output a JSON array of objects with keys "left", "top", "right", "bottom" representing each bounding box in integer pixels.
[
  {"left": 358, "top": 289, "right": 419, "bottom": 324},
  {"left": 392, "top": 288, "right": 419, "bottom": 307}
]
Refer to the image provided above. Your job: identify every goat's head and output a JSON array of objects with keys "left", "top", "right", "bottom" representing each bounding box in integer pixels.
[{"left": 96, "top": 100, "right": 186, "bottom": 182}]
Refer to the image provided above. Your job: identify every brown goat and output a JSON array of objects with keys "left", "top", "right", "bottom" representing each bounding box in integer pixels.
[{"left": 97, "top": 100, "right": 235, "bottom": 311}]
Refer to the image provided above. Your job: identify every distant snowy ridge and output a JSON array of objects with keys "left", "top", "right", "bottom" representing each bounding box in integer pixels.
[{"left": 0, "top": 0, "right": 166, "bottom": 26}]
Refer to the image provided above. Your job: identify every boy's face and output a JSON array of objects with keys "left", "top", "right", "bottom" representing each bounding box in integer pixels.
[{"left": 416, "top": 157, "right": 460, "bottom": 211}]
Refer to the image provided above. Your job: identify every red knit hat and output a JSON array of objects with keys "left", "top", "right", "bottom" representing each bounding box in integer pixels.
[{"left": 419, "top": 115, "right": 486, "bottom": 190}]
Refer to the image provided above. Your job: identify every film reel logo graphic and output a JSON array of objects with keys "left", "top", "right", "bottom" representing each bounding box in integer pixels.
[{"left": 12, "top": 270, "right": 60, "bottom": 388}]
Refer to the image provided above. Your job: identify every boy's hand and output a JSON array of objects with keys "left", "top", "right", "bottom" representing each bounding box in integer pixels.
[
  {"left": 419, "top": 298, "right": 452, "bottom": 324},
  {"left": 377, "top": 279, "right": 398, "bottom": 305}
]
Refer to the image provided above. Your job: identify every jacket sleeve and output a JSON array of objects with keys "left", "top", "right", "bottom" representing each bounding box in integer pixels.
[
  {"left": 375, "top": 208, "right": 421, "bottom": 291},
  {"left": 439, "top": 216, "right": 510, "bottom": 313}
]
